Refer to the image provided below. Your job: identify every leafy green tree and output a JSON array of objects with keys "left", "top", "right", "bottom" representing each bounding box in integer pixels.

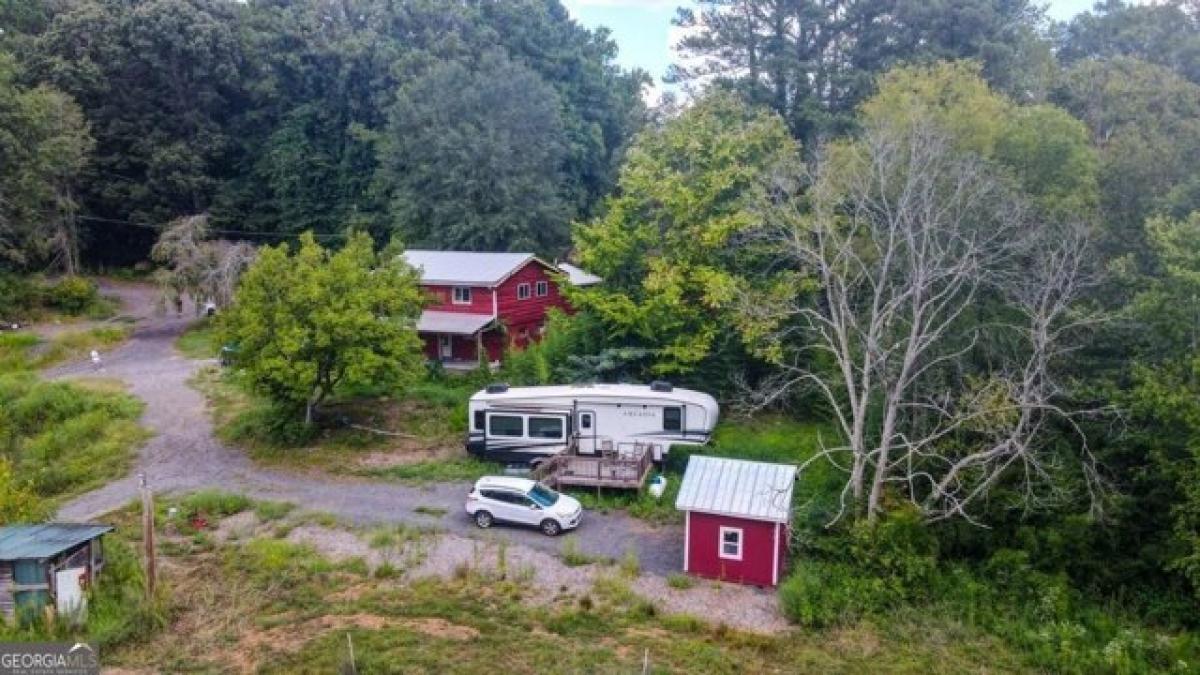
[
  {"left": 0, "top": 51, "right": 93, "bottom": 273},
  {"left": 862, "top": 62, "right": 1099, "bottom": 222},
  {"left": 218, "top": 232, "right": 425, "bottom": 425},
  {"left": 571, "top": 91, "right": 800, "bottom": 378},
  {"left": 0, "top": 458, "right": 49, "bottom": 525},
  {"left": 1052, "top": 57, "right": 1200, "bottom": 272},
  {"left": 1059, "top": 0, "right": 1200, "bottom": 86},
  {"left": 670, "top": 0, "right": 1052, "bottom": 144},
  {"left": 1122, "top": 212, "right": 1200, "bottom": 601},
  {"left": 374, "top": 50, "right": 572, "bottom": 253}
]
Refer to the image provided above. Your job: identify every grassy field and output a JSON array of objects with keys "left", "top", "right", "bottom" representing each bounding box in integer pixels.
[
  {"left": 566, "top": 415, "right": 840, "bottom": 524},
  {"left": 190, "top": 366, "right": 492, "bottom": 480},
  {"left": 0, "top": 371, "right": 148, "bottom": 510},
  {"left": 31, "top": 493, "right": 1026, "bottom": 674},
  {"left": 0, "top": 325, "right": 132, "bottom": 370},
  {"left": 0, "top": 327, "right": 147, "bottom": 514},
  {"left": 174, "top": 318, "right": 218, "bottom": 359}
]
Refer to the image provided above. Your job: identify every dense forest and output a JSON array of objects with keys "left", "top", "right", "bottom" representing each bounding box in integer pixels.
[
  {"left": 0, "top": 0, "right": 646, "bottom": 265},
  {"left": 5, "top": 0, "right": 1200, "bottom": 668}
]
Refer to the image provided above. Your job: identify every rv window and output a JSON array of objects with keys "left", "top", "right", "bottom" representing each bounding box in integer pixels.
[
  {"left": 529, "top": 417, "right": 564, "bottom": 439},
  {"left": 579, "top": 413, "right": 592, "bottom": 430},
  {"left": 663, "top": 407, "right": 683, "bottom": 432},
  {"left": 488, "top": 415, "right": 524, "bottom": 437},
  {"left": 473, "top": 410, "right": 485, "bottom": 431}
]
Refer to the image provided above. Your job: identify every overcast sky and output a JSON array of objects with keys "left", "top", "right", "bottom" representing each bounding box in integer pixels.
[{"left": 560, "top": 0, "right": 1112, "bottom": 100}]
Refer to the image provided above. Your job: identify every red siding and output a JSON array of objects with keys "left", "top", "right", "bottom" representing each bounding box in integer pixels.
[
  {"left": 418, "top": 259, "right": 574, "bottom": 362},
  {"left": 422, "top": 285, "right": 495, "bottom": 315},
  {"left": 421, "top": 331, "right": 505, "bottom": 363},
  {"left": 685, "top": 512, "right": 782, "bottom": 587}
]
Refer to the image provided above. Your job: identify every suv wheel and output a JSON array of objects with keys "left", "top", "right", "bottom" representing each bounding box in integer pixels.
[
  {"left": 474, "top": 511, "right": 494, "bottom": 529},
  {"left": 540, "top": 519, "right": 562, "bottom": 537}
]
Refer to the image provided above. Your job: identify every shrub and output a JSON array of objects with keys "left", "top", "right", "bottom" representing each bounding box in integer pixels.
[
  {"left": 778, "top": 561, "right": 882, "bottom": 628},
  {"left": 46, "top": 277, "right": 99, "bottom": 314},
  {"left": 179, "top": 491, "right": 252, "bottom": 521},
  {"left": 666, "top": 573, "right": 694, "bottom": 590}
]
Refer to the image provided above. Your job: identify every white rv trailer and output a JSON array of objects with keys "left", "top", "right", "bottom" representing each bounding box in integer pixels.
[{"left": 466, "top": 382, "right": 719, "bottom": 465}]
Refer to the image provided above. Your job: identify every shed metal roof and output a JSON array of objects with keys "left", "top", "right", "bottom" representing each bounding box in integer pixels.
[
  {"left": 557, "top": 262, "right": 603, "bottom": 286},
  {"left": 0, "top": 523, "right": 114, "bottom": 560},
  {"left": 416, "top": 310, "right": 495, "bottom": 336},
  {"left": 675, "top": 456, "right": 797, "bottom": 523},
  {"left": 402, "top": 250, "right": 538, "bottom": 287}
]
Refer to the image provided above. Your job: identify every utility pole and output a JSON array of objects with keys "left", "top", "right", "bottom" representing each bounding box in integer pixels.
[{"left": 140, "top": 472, "right": 156, "bottom": 598}]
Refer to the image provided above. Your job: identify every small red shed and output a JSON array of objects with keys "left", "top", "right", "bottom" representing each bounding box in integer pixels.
[{"left": 675, "top": 456, "right": 797, "bottom": 587}]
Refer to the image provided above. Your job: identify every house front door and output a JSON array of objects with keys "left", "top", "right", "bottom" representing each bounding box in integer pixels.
[{"left": 439, "top": 335, "right": 453, "bottom": 360}]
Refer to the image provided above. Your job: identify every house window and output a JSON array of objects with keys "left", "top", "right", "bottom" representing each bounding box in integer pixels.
[
  {"left": 488, "top": 415, "right": 524, "bottom": 437},
  {"left": 663, "top": 406, "right": 682, "bottom": 432},
  {"left": 452, "top": 286, "right": 472, "bottom": 304},
  {"left": 528, "top": 416, "right": 564, "bottom": 440},
  {"left": 719, "top": 527, "right": 743, "bottom": 560},
  {"left": 536, "top": 280, "right": 549, "bottom": 297},
  {"left": 517, "top": 283, "right": 531, "bottom": 300}
]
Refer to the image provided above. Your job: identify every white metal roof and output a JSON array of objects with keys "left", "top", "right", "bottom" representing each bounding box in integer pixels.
[
  {"left": 416, "top": 310, "right": 495, "bottom": 335},
  {"left": 402, "top": 250, "right": 537, "bottom": 286},
  {"left": 471, "top": 383, "right": 718, "bottom": 411},
  {"left": 675, "top": 455, "right": 797, "bottom": 523},
  {"left": 557, "top": 262, "right": 603, "bottom": 286}
]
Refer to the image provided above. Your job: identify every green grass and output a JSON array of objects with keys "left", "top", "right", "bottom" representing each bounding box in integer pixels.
[
  {"left": 89, "top": 508, "right": 1035, "bottom": 674},
  {"left": 363, "top": 457, "right": 502, "bottom": 484},
  {"left": 0, "top": 371, "right": 148, "bottom": 507},
  {"left": 1, "top": 327, "right": 132, "bottom": 371},
  {"left": 174, "top": 318, "right": 217, "bottom": 359}
]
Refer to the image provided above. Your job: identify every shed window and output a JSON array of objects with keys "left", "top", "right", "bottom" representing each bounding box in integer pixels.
[
  {"left": 719, "top": 527, "right": 743, "bottom": 560},
  {"left": 488, "top": 415, "right": 524, "bottom": 437},
  {"left": 528, "top": 416, "right": 564, "bottom": 440},
  {"left": 536, "top": 280, "right": 549, "bottom": 297},
  {"left": 663, "top": 407, "right": 682, "bottom": 432},
  {"left": 12, "top": 560, "right": 46, "bottom": 585},
  {"left": 517, "top": 283, "right": 531, "bottom": 300},
  {"left": 452, "top": 287, "right": 472, "bottom": 304},
  {"left": 473, "top": 410, "right": 485, "bottom": 431}
]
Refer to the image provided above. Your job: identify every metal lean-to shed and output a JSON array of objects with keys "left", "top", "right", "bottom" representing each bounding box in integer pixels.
[{"left": 0, "top": 523, "right": 114, "bottom": 620}]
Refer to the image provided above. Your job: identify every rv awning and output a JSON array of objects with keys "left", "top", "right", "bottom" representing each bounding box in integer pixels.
[{"left": 416, "top": 311, "right": 494, "bottom": 336}]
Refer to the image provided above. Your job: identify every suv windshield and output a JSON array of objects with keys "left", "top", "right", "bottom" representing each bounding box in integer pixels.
[{"left": 528, "top": 484, "right": 560, "bottom": 508}]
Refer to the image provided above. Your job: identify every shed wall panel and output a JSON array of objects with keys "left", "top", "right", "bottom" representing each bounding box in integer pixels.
[{"left": 685, "top": 512, "right": 780, "bottom": 587}]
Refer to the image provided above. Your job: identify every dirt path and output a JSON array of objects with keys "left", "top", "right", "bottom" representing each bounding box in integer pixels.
[{"left": 48, "top": 282, "right": 684, "bottom": 576}]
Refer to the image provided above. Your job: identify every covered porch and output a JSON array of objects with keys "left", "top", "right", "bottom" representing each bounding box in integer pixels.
[{"left": 417, "top": 311, "right": 503, "bottom": 369}]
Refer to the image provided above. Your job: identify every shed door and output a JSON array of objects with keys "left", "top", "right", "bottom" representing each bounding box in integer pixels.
[{"left": 55, "top": 567, "right": 87, "bottom": 622}]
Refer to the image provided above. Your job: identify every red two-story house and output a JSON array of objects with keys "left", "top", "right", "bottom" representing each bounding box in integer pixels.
[{"left": 401, "top": 250, "right": 600, "bottom": 367}]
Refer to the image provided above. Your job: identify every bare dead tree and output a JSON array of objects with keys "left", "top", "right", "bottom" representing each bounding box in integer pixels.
[
  {"left": 151, "top": 214, "right": 256, "bottom": 315},
  {"left": 742, "top": 115, "right": 1106, "bottom": 526}
]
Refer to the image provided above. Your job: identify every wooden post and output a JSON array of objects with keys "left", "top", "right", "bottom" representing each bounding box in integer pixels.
[{"left": 140, "top": 473, "right": 156, "bottom": 599}]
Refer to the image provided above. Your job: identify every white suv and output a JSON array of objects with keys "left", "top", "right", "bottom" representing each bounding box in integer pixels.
[{"left": 465, "top": 476, "right": 583, "bottom": 536}]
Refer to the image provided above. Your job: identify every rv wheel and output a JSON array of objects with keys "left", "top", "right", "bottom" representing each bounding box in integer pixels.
[
  {"left": 540, "top": 519, "right": 562, "bottom": 537},
  {"left": 474, "top": 511, "right": 494, "bottom": 529}
]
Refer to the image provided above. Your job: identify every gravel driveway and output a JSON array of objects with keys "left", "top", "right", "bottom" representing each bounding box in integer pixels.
[{"left": 50, "top": 282, "right": 684, "bottom": 576}]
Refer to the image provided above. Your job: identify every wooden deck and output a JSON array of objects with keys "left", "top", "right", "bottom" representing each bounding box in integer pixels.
[{"left": 533, "top": 445, "right": 654, "bottom": 491}]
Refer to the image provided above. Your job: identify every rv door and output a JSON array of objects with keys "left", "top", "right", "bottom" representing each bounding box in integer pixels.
[{"left": 575, "top": 410, "right": 598, "bottom": 454}]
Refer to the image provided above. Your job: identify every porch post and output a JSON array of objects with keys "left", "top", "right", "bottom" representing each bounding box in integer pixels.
[{"left": 476, "top": 331, "right": 484, "bottom": 365}]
